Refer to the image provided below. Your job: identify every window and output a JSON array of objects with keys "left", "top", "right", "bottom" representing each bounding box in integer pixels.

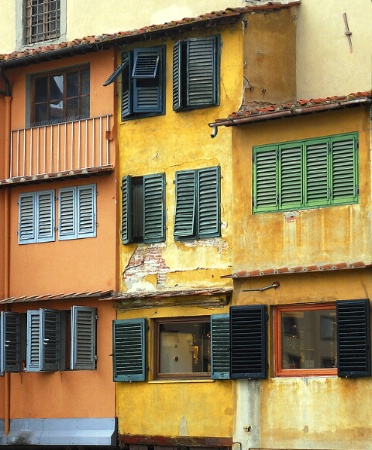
[
  {"left": 104, "top": 47, "right": 165, "bottom": 120},
  {"left": 59, "top": 185, "right": 97, "bottom": 240},
  {"left": 173, "top": 35, "right": 220, "bottom": 111},
  {"left": 31, "top": 66, "right": 90, "bottom": 126},
  {"left": 274, "top": 300, "right": 371, "bottom": 377},
  {"left": 18, "top": 190, "right": 55, "bottom": 244},
  {"left": 253, "top": 133, "right": 359, "bottom": 213},
  {"left": 0, "top": 307, "right": 97, "bottom": 373},
  {"left": 121, "top": 173, "right": 165, "bottom": 244},
  {"left": 24, "top": 0, "right": 61, "bottom": 45},
  {"left": 174, "top": 166, "right": 221, "bottom": 240}
]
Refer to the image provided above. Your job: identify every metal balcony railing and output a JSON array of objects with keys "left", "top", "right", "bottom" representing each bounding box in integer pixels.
[{"left": 9, "top": 115, "right": 113, "bottom": 179}]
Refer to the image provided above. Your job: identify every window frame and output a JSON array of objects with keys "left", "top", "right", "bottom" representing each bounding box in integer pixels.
[{"left": 24, "top": 0, "right": 61, "bottom": 45}]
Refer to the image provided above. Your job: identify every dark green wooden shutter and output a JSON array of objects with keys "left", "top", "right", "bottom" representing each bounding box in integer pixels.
[
  {"left": 143, "top": 173, "right": 166, "bottom": 243},
  {"left": 186, "top": 36, "right": 219, "bottom": 108},
  {"left": 121, "top": 176, "right": 133, "bottom": 244},
  {"left": 121, "top": 52, "right": 132, "bottom": 119},
  {"left": 0, "top": 312, "right": 22, "bottom": 373},
  {"left": 71, "top": 306, "right": 97, "bottom": 370},
  {"left": 253, "top": 146, "right": 278, "bottom": 213},
  {"left": 305, "top": 140, "right": 329, "bottom": 206},
  {"left": 211, "top": 314, "right": 230, "bottom": 379},
  {"left": 197, "top": 166, "right": 220, "bottom": 238},
  {"left": 230, "top": 305, "right": 267, "bottom": 379},
  {"left": 113, "top": 318, "right": 147, "bottom": 382},
  {"left": 337, "top": 299, "right": 371, "bottom": 378},
  {"left": 279, "top": 143, "right": 303, "bottom": 208},
  {"left": 330, "top": 134, "right": 358, "bottom": 204},
  {"left": 172, "top": 41, "right": 182, "bottom": 111},
  {"left": 103, "top": 59, "right": 127, "bottom": 86},
  {"left": 174, "top": 170, "right": 196, "bottom": 239}
]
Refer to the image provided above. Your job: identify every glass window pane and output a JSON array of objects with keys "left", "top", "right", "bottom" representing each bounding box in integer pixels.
[
  {"left": 81, "top": 96, "right": 90, "bottom": 119},
  {"left": 66, "top": 98, "right": 79, "bottom": 120},
  {"left": 34, "top": 76, "right": 48, "bottom": 102},
  {"left": 34, "top": 103, "right": 48, "bottom": 124},
  {"left": 50, "top": 75, "right": 64, "bottom": 102},
  {"left": 66, "top": 71, "right": 79, "bottom": 97},
  {"left": 81, "top": 69, "right": 90, "bottom": 95}
]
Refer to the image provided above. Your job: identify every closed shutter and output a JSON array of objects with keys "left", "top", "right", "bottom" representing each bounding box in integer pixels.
[
  {"left": 172, "top": 41, "right": 183, "bottom": 111},
  {"left": 198, "top": 166, "right": 220, "bottom": 238},
  {"left": 230, "top": 305, "right": 267, "bottom": 379},
  {"left": 113, "top": 318, "right": 146, "bottom": 382},
  {"left": 18, "top": 193, "right": 35, "bottom": 243},
  {"left": 143, "top": 173, "right": 166, "bottom": 243},
  {"left": 280, "top": 143, "right": 303, "bottom": 209},
  {"left": 77, "top": 185, "right": 96, "bottom": 238},
  {"left": 211, "top": 314, "right": 230, "bottom": 380},
  {"left": 59, "top": 187, "right": 75, "bottom": 239},
  {"left": 121, "top": 175, "right": 133, "bottom": 244},
  {"left": 37, "top": 190, "right": 55, "bottom": 242},
  {"left": 186, "top": 36, "right": 219, "bottom": 108},
  {"left": 71, "top": 306, "right": 97, "bottom": 370},
  {"left": 0, "top": 312, "right": 22, "bottom": 373},
  {"left": 305, "top": 140, "right": 329, "bottom": 206},
  {"left": 26, "top": 310, "right": 42, "bottom": 371},
  {"left": 121, "top": 53, "right": 132, "bottom": 119},
  {"left": 253, "top": 146, "right": 278, "bottom": 213},
  {"left": 174, "top": 170, "right": 196, "bottom": 239},
  {"left": 337, "top": 299, "right": 371, "bottom": 378},
  {"left": 40, "top": 309, "right": 61, "bottom": 372}
]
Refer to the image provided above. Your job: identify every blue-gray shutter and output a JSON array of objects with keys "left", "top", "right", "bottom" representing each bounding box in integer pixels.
[
  {"left": 77, "top": 185, "right": 96, "bottom": 238},
  {"left": 337, "top": 299, "right": 371, "bottom": 378},
  {"left": 174, "top": 170, "right": 196, "bottom": 239},
  {"left": 71, "top": 306, "right": 97, "bottom": 370},
  {"left": 211, "top": 314, "right": 230, "bottom": 380},
  {"left": 103, "top": 59, "right": 127, "bottom": 86},
  {"left": 198, "top": 166, "right": 220, "bottom": 238},
  {"left": 121, "top": 52, "right": 132, "bottom": 119},
  {"left": 172, "top": 41, "right": 183, "bottom": 111},
  {"left": 40, "top": 309, "right": 61, "bottom": 372},
  {"left": 18, "top": 193, "right": 36, "bottom": 243},
  {"left": 253, "top": 146, "right": 278, "bottom": 213},
  {"left": 121, "top": 175, "right": 133, "bottom": 244},
  {"left": 113, "top": 318, "right": 146, "bottom": 382},
  {"left": 186, "top": 36, "right": 219, "bottom": 108},
  {"left": 37, "top": 190, "right": 55, "bottom": 242},
  {"left": 26, "top": 310, "right": 42, "bottom": 371},
  {"left": 143, "top": 173, "right": 166, "bottom": 243},
  {"left": 59, "top": 187, "right": 75, "bottom": 239},
  {"left": 0, "top": 312, "right": 22, "bottom": 373},
  {"left": 230, "top": 305, "right": 268, "bottom": 379}
]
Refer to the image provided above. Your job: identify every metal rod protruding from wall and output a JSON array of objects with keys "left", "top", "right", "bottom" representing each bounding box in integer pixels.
[{"left": 243, "top": 281, "right": 280, "bottom": 292}]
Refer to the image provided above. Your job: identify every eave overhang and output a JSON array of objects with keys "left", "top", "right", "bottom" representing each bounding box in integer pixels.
[{"left": 0, "top": 289, "right": 113, "bottom": 304}]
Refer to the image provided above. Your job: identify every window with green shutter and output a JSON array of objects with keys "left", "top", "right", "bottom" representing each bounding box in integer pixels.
[
  {"left": 173, "top": 35, "right": 220, "bottom": 111},
  {"left": 174, "top": 166, "right": 221, "bottom": 240},
  {"left": 211, "top": 314, "right": 230, "bottom": 380},
  {"left": 121, "top": 173, "right": 166, "bottom": 244},
  {"left": 253, "top": 133, "right": 359, "bottom": 213}
]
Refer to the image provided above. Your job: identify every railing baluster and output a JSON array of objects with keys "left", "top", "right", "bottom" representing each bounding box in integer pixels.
[
  {"left": 85, "top": 119, "right": 88, "bottom": 168},
  {"left": 106, "top": 115, "right": 110, "bottom": 165}
]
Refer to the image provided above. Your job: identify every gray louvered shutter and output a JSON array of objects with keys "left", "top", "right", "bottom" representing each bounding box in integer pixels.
[
  {"left": 230, "top": 305, "right": 268, "bottom": 379},
  {"left": 40, "top": 309, "right": 61, "bottom": 372},
  {"left": 113, "top": 318, "right": 146, "bottom": 382},
  {"left": 18, "top": 193, "right": 35, "bottom": 243},
  {"left": 186, "top": 36, "right": 219, "bottom": 108},
  {"left": 330, "top": 134, "right": 358, "bottom": 204},
  {"left": 172, "top": 41, "right": 182, "bottom": 111},
  {"left": 174, "top": 170, "right": 196, "bottom": 239},
  {"left": 0, "top": 312, "right": 22, "bottom": 373},
  {"left": 305, "top": 139, "right": 329, "bottom": 206},
  {"left": 253, "top": 146, "right": 278, "bottom": 213},
  {"left": 337, "top": 299, "right": 371, "bottom": 378},
  {"left": 198, "top": 166, "right": 220, "bottom": 238},
  {"left": 77, "top": 185, "right": 96, "bottom": 238},
  {"left": 59, "top": 187, "right": 75, "bottom": 239},
  {"left": 280, "top": 143, "right": 303, "bottom": 209},
  {"left": 121, "top": 175, "right": 133, "bottom": 244},
  {"left": 71, "top": 306, "right": 97, "bottom": 370},
  {"left": 26, "top": 310, "right": 42, "bottom": 371},
  {"left": 121, "top": 52, "right": 132, "bottom": 119},
  {"left": 143, "top": 173, "right": 166, "bottom": 243},
  {"left": 37, "top": 190, "right": 55, "bottom": 242},
  {"left": 211, "top": 314, "right": 230, "bottom": 379}
]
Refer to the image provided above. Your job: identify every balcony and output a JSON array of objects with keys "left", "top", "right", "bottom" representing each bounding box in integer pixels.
[{"left": 1, "top": 115, "right": 114, "bottom": 185}]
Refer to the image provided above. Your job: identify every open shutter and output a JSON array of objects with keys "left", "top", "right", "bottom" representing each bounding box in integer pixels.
[
  {"left": 174, "top": 170, "right": 196, "bottom": 240},
  {"left": 18, "top": 193, "right": 35, "bottom": 243},
  {"left": 172, "top": 41, "right": 183, "bottom": 111},
  {"left": 211, "top": 314, "right": 230, "bottom": 380},
  {"left": 279, "top": 143, "right": 303, "bottom": 209},
  {"left": 198, "top": 166, "right": 220, "bottom": 238},
  {"left": 230, "top": 305, "right": 267, "bottom": 379},
  {"left": 59, "top": 187, "right": 76, "bottom": 239},
  {"left": 305, "top": 139, "right": 329, "bottom": 206},
  {"left": 121, "top": 175, "right": 133, "bottom": 244},
  {"left": 186, "top": 36, "right": 219, "bottom": 108},
  {"left": 26, "top": 310, "right": 42, "bottom": 371},
  {"left": 103, "top": 59, "right": 127, "bottom": 86},
  {"left": 121, "top": 53, "right": 132, "bottom": 119},
  {"left": 253, "top": 146, "right": 278, "bottom": 213},
  {"left": 37, "top": 190, "right": 55, "bottom": 242},
  {"left": 143, "top": 173, "right": 166, "bottom": 243},
  {"left": 40, "top": 309, "right": 61, "bottom": 372},
  {"left": 77, "top": 185, "right": 96, "bottom": 238},
  {"left": 0, "top": 312, "right": 22, "bottom": 373},
  {"left": 113, "top": 318, "right": 146, "bottom": 382},
  {"left": 337, "top": 299, "right": 371, "bottom": 378},
  {"left": 71, "top": 306, "right": 97, "bottom": 370}
]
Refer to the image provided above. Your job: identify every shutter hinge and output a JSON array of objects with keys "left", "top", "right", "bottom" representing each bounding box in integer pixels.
[
  {"left": 356, "top": 185, "right": 359, "bottom": 196},
  {"left": 253, "top": 197, "right": 257, "bottom": 208},
  {"left": 252, "top": 153, "right": 256, "bottom": 164},
  {"left": 96, "top": 315, "right": 98, "bottom": 320}
]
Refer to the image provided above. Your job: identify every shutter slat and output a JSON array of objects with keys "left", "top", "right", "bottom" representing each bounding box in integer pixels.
[
  {"left": 211, "top": 314, "right": 230, "bottom": 379},
  {"left": 19, "top": 194, "right": 35, "bottom": 242},
  {"left": 305, "top": 141, "right": 329, "bottom": 204},
  {"left": 59, "top": 188, "right": 75, "bottom": 238},
  {"left": 37, "top": 191, "right": 55, "bottom": 241},
  {"left": 71, "top": 306, "right": 97, "bottom": 370},
  {"left": 121, "top": 53, "right": 132, "bottom": 118},
  {"left": 132, "top": 49, "right": 159, "bottom": 78},
  {"left": 254, "top": 148, "right": 278, "bottom": 212},
  {"left": 121, "top": 176, "right": 132, "bottom": 244},
  {"left": 280, "top": 144, "right": 303, "bottom": 207},
  {"left": 172, "top": 41, "right": 182, "bottom": 111},
  {"left": 174, "top": 170, "right": 196, "bottom": 239},
  {"left": 198, "top": 166, "right": 220, "bottom": 237},
  {"left": 331, "top": 136, "right": 357, "bottom": 202},
  {"left": 41, "top": 309, "right": 61, "bottom": 372},
  {"left": 0, "top": 312, "right": 22, "bottom": 373},
  {"left": 77, "top": 185, "right": 96, "bottom": 237},
  {"left": 26, "top": 310, "right": 42, "bottom": 372},
  {"left": 143, "top": 173, "right": 165, "bottom": 243}
]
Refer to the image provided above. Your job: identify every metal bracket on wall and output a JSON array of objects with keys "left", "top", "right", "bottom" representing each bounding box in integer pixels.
[
  {"left": 343, "top": 13, "right": 353, "bottom": 53},
  {"left": 243, "top": 281, "right": 280, "bottom": 292}
]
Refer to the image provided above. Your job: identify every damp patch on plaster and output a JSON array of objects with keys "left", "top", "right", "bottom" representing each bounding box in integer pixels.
[{"left": 284, "top": 211, "right": 299, "bottom": 222}]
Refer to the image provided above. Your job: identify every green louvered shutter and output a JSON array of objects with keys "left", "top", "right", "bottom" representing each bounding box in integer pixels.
[
  {"left": 211, "top": 314, "right": 230, "bottom": 379},
  {"left": 253, "top": 146, "right": 278, "bottom": 213},
  {"left": 71, "top": 306, "right": 97, "bottom": 370},
  {"left": 172, "top": 41, "right": 183, "bottom": 111},
  {"left": 279, "top": 143, "right": 303, "bottom": 209},
  {"left": 77, "top": 185, "right": 96, "bottom": 238},
  {"left": 18, "top": 193, "right": 35, "bottom": 243},
  {"left": 113, "top": 318, "right": 147, "bottom": 382},
  {"left": 330, "top": 134, "right": 358, "bottom": 205},
  {"left": 26, "top": 310, "right": 42, "bottom": 371},
  {"left": 337, "top": 299, "right": 371, "bottom": 378},
  {"left": 186, "top": 36, "right": 219, "bottom": 108},
  {"left": 143, "top": 173, "right": 165, "bottom": 243},
  {"left": 174, "top": 170, "right": 196, "bottom": 239},
  {"left": 121, "top": 175, "right": 133, "bottom": 244},
  {"left": 305, "top": 139, "right": 329, "bottom": 206},
  {"left": 37, "top": 190, "right": 55, "bottom": 242},
  {"left": 59, "top": 187, "right": 75, "bottom": 239},
  {"left": 0, "top": 312, "right": 22, "bottom": 373},
  {"left": 230, "top": 305, "right": 268, "bottom": 379},
  {"left": 198, "top": 166, "right": 220, "bottom": 238},
  {"left": 121, "top": 52, "right": 132, "bottom": 119}
]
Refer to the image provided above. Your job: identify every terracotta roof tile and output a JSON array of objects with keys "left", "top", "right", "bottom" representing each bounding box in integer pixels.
[{"left": 0, "top": 290, "right": 113, "bottom": 304}]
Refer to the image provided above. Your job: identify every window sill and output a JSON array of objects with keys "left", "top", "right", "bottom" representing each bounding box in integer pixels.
[{"left": 149, "top": 379, "right": 215, "bottom": 384}]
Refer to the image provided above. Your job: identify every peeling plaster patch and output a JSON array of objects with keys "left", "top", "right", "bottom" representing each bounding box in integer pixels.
[
  {"left": 181, "top": 237, "right": 228, "bottom": 253},
  {"left": 284, "top": 211, "right": 299, "bottom": 222},
  {"left": 179, "top": 416, "right": 188, "bottom": 436}
]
